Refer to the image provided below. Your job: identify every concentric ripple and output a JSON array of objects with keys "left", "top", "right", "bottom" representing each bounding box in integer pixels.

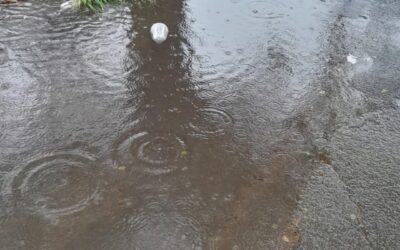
[
  {"left": 2, "top": 153, "right": 98, "bottom": 218},
  {"left": 194, "top": 54, "right": 256, "bottom": 88},
  {"left": 188, "top": 108, "right": 233, "bottom": 138},
  {"left": 113, "top": 131, "right": 187, "bottom": 174}
]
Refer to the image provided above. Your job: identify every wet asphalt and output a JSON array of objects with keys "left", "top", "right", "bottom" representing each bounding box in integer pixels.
[{"left": 296, "top": 0, "right": 400, "bottom": 248}]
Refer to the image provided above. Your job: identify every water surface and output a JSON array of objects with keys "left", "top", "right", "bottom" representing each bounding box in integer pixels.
[{"left": 1, "top": 0, "right": 343, "bottom": 249}]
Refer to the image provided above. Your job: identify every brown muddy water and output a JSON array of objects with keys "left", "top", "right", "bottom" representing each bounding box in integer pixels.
[{"left": 1, "top": 0, "right": 343, "bottom": 249}]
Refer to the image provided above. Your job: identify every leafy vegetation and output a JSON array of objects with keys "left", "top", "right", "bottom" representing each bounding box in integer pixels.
[{"left": 72, "top": 0, "right": 156, "bottom": 11}]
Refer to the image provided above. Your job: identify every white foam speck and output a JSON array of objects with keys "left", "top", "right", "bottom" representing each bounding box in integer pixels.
[{"left": 347, "top": 54, "right": 357, "bottom": 64}]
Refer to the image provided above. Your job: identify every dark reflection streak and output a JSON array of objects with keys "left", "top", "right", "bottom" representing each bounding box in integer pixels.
[{"left": 124, "top": 0, "right": 204, "bottom": 131}]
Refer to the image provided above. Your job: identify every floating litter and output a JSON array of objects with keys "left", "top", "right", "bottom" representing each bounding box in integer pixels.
[{"left": 150, "top": 23, "right": 169, "bottom": 44}]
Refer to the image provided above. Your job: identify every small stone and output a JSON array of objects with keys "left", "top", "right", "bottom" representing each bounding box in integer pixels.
[
  {"left": 168, "top": 108, "right": 179, "bottom": 113},
  {"left": 124, "top": 199, "right": 133, "bottom": 207},
  {"left": 117, "top": 166, "right": 126, "bottom": 171},
  {"left": 381, "top": 89, "right": 388, "bottom": 94},
  {"left": 282, "top": 235, "right": 290, "bottom": 243},
  {"left": 350, "top": 214, "right": 357, "bottom": 220},
  {"left": 181, "top": 150, "right": 188, "bottom": 156},
  {"left": 223, "top": 194, "right": 234, "bottom": 201}
]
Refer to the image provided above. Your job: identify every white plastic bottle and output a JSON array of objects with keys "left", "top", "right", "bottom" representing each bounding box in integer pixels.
[{"left": 150, "top": 23, "right": 169, "bottom": 44}]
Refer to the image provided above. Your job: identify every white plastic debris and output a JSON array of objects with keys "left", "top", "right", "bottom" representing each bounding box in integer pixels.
[
  {"left": 347, "top": 54, "right": 357, "bottom": 64},
  {"left": 60, "top": 0, "right": 73, "bottom": 11},
  {"left": 150, "top": 23, "right": 169, "bottom": 44}
]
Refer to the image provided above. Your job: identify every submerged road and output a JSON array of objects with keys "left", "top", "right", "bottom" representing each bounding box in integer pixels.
[{"left": 0, "top": 0, "right": 399, "bottom": 249}]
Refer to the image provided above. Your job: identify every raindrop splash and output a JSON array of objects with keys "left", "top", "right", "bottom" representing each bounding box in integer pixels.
[
  {"left": 248, "top": 0, "right": 287, "bottom": 20},
  {"left": 113, "top": 131, "right": 187, "bottom": 174},
  {"left": 187, "top": 108, "right": 233, "bottom": 139}
]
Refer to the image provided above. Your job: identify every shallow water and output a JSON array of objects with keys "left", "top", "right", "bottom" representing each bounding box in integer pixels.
[{"left": 0, "top": 0, "right": 359, "bottom": 249}]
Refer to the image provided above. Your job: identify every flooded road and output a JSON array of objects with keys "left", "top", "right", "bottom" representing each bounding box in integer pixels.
[{"left": 1, "top": 0, "right": 400, "bottom": 249}]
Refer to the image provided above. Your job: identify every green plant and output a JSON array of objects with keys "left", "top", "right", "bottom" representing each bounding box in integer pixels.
[{"left": 72, "top": 0, "right": 156, "bottom": 11}]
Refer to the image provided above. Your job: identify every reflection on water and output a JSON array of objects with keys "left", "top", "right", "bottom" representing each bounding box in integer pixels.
[{"left": 0, "top": 0, "right": 338, "bottom": 248}]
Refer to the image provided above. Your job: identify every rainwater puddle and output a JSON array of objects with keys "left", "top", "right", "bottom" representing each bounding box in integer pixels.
[{"left": 0, "top": 0, "right": 338, "bottom": 248}]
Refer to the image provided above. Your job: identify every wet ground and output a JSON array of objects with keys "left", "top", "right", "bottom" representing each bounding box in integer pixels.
[{"left": 0, "top": 0, "right": 399, "bottom": 249}]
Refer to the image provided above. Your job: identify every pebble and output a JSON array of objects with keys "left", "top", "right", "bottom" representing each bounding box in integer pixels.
[
  {"left": 211, "top": 193, "right": 219, "bottom": 200},
  {"left": 117, "top": 166, "right": 126, "bottom": 171}
]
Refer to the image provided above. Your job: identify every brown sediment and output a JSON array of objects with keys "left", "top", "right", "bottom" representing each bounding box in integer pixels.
[
  {"left": 210, "top": 181, "right": 252, "bottom": 249},
  {"left": 210, "top": 160, "right": 299, "bottom": 249},
  {"left": 318, "top": 151, "right": 332, "bottom": 165},
  {"left": 278, "top": 216, "right": 300, "bottom": 249}
]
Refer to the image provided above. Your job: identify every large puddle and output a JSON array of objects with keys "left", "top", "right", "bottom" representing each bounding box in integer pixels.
[{"left": 1, "top": 0, "right": 340, "bottom": 248}]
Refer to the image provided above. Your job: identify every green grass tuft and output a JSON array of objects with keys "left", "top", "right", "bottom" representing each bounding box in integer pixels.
[{"left": 73, "top": 0, "right": 156, "bottom": 11}]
